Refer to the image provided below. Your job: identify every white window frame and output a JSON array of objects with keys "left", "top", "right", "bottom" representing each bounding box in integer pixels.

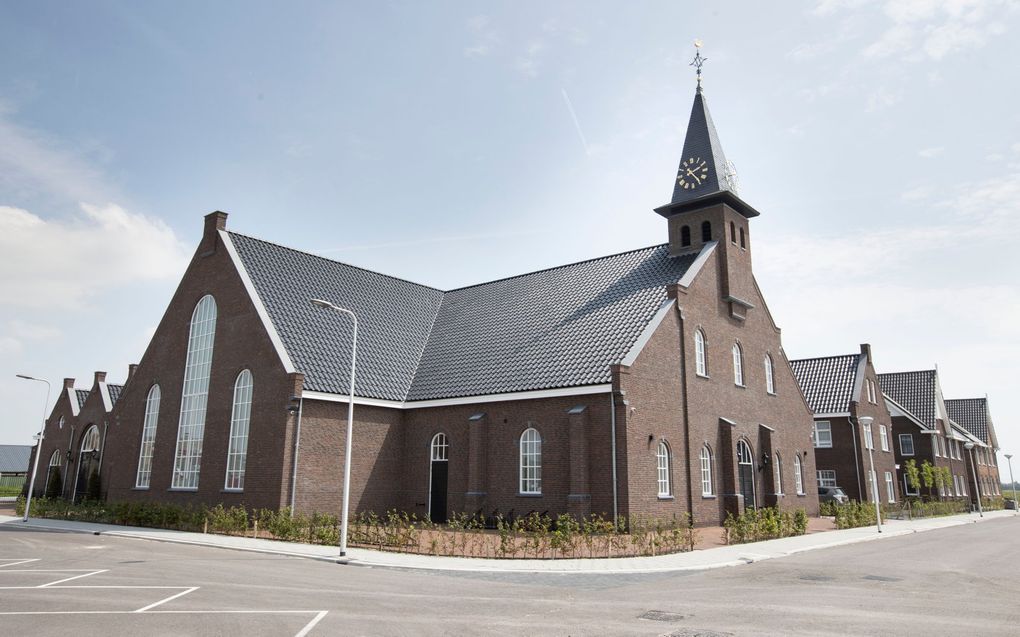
[
  {"left": 817, "top": 469, "right": 837, "bottom": 488},
  {"left": 773, "top": 452, "right": 783, "bottom": 495},
  {"left": 656, "top": 441, "right": 671, "bottom": 497},
  {"left": 814, "top": 421, "right": 832, "bottom": 448},
  {"left": 519, "top": 427, "right": 542, "bottom": 495},
  {"left": 879, "top": 424, "right": 889, "bottom": 452},
  {"left": 135, "top": 384, "right": 161, "bottom": 489},
  {"left": 172, "top": 294, "right": 217, "bottom": 490},
  {"left": 45, "top": 449, "right": 62, "bottom": 494},
  {"left": 885, "top": 471, "right": 895, "bottom": 503},
  {"left": 224, "top": 369, "right": 253, "bottom": 491},
  {"left": 764, "top": 354, "right": 775, "bottom": 394},
  {"left": 863, "top": 422, "right": 874, "bottom": 450},
  {"left": 899, "top": 433, "right": 914, "bottom": 456},
  {"left": 903, "top": 473, "right": 919, "bottom": 496},
  {"left": 694, "top": 329, "right": 708, "bottom": 377},
  {"left": 732, "top": 342, "right": 744, "bottom": 386},
  {"left": 794, "top": 454, "right": 805, "bottom": 495},
  {"left": 700, "top": 445, "right": 714, "bottom": 496},
  {"left": 430, "top": 432, "right": 449, "bottom": 462}
]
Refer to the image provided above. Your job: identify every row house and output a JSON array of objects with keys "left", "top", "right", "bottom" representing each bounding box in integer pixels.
[{"left": 946, "top": 398, "right": 1002, "bottom": 500}]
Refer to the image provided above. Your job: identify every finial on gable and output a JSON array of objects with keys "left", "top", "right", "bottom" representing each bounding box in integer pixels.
[{"left": 691, "top": 39, "right": 707, "bottom": 92}]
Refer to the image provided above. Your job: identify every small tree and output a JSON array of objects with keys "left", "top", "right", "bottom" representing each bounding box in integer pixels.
[
  {"left": 44, "top": 466, "right": 63, "bottom": 499},
  {"left": 904, "top": 459, "right": 920, "bottom": 494},
  {"left": 921, "top": 460, "right": 936, "bottom": 498},
  {"left": 934, "top": 467, "right": 946, "bottom": 497}
]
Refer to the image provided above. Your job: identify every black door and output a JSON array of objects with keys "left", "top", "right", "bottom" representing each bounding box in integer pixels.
[
  {"left": 737, "top": 441, "right": 756, "bottom": 509},
  {"left": 429, "top": 461, "right": 448, "bottom": 524}
]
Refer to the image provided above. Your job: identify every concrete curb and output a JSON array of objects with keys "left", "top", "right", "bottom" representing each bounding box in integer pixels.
[{"left": 2, "top": 510, "right": 1015, "bottom": 575}]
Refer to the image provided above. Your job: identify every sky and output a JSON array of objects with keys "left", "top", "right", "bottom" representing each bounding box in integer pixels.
[{"left": 1, "top": 1, "right": 1018, "bottom": 480}]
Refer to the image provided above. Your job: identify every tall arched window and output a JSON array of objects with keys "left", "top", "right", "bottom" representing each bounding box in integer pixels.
[
  {"left": 737, "top": 439, "right": 756, "bottom": 508},
  {"left": 764, "top": 354, "right": 775, "bottom": 394},
  {"left": 680, "top": 225, "right": 691, "bottom": 247},
  {"left": 794, "top": 454, "right": 805, "bottom": 495},
  {"left": 224, "top": 370, "right": 253, "bottom": 490},
  {"left": 701, "top": 220, "right": 712, "bottom": 242},
  {"left": 135, "top": 384, "right": 161, "bottom": 488},
  {"left": 172, "top": 295, "right": 217, "bottom": 489},
  {"left": 700, "top": 445, "right": 713, "bottom": 496},
  {"left": 695, "top": 329, "right": 708, "bottom": 376},
  {"left": 520, "top": 427, "right": 542, "bottom": 495},
  {"left": 732, "top": 342, "right": 744, "bottom": 386},
  {"left": 45, "top": 449, "right": 62, "bottom": 495},
  {"left": 657, "top": 441, "right": 671, "bottom": 497},
  {"left": 774, "top": 452, "right": 783, "bottom": 494},
  {"left": 75, "top": 425, "right": 101, "bottom": 502}
]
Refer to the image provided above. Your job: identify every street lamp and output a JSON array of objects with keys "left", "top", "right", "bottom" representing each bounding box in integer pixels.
[
  {"left": 16, "top": 374, "right": 51, "bottom": 523},
  {"left": 964, "top": 442, "right": 983, "bottom": 518},
  {"left": 310, "top": 298, "right": 358, "bottom": 559},
  {"left": 857, "top": 416, "right": 882, "bottom": 533},
  {"left": 1006, "top": 454, "right": 1016, "bottom": 503}
]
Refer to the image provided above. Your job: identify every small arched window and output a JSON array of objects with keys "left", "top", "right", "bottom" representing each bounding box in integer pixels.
[
  {"left": 774, "top": 452, "right": 783, "bottom": 494},
  {"left": 225, "top": 370, "right": 253, "bottom": 491},
  {"left": 135, "top": 384, "right": 161, "bottom": 488},
  {"left": 680, "top": 225, "right": 691, "bottom": 247},
  {"left": 730, "top": 221, "right": 737, "bottom": 244},
  {"left": 764, "top": 354, "right": 775, "bottom": 394},
  {"left": 732, "top": 342, "right": 744, "bottom": 386},
  {"left": 520, "top": 427, "right": 542, "bottom": 494},
  {"left": 695, "top": 329, "right": 708, "bottom": 377},
  {"left": 794, "top": 454, "right": 804, "bottom": 495},
  {"left": 739, "top": 227, "right": 746, "bottom": 249},
  {"left": 737, "top": 440, "right": 753, "bottom": 466},
  {"left": 657, "top": 441, "right": 671, "bottom": 497},
  {"left": 431, "top": 432, "right": 449, "bottom": 461},
  {"left": 701, "top": 220, "right": 712, "bottom": 242},
  {"left": 58, "top": 416, "right": 65, "bottom": 430},
  {"left": 700, "top": 445, "right": 713, "bottom": 496},
  {"left": 48, "top": 449, "right": 62, "bottom": 468}
]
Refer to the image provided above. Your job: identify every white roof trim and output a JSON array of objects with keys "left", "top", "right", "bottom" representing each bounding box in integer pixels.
[
  {"left": 220, "top": 230, "right": 297, "bottom": 374},
  {"left": 814, "top": 413, "right": 850, "bottom": 419},
  {"left": 620, "top": 299, "right": 674, "bottom": 367},
  {"left": 851, "top": 354, "right": 866, "bottom": 407},
  {"left": 883, "top": 393, "right": 930, "bottom": 430},
  {"left": 66, "top": 388, "right": 80, "bottom": 417},
  {"left": 303, "top": 383, "right": 613, "bottom": 409},
  {"left": 98, "top": 382, "right": 113, "bottom": 413},
  {"left": 678, "top": 241, "right": 717, "bottom": 289}
]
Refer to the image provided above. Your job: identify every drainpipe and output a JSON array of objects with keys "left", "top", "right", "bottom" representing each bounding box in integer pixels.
[
  {"left": 848, "top": 416, "right": 863, "bottom": 501},
  {"left": 289, "top": 397, "right": 304, "bottom": 517},
  {"left": 609, "top": 392, "right": 619, "bottom": 527}
]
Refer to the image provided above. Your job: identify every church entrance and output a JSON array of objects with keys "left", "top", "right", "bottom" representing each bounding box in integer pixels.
[
  {"left": 429, "top": 433, "right": 449, "bottom": 524},
  {"left": 737, "top": 440, "right": 756, "bottom": 509}
]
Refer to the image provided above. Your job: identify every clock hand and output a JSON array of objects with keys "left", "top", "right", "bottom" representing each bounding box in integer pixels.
[{"left": 686, "top": 168, "right": 703, "bottom": 185}]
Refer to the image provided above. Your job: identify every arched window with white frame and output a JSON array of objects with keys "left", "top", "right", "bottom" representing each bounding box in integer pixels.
[
  {"left": 774, "top": 452, "right": 783, "bottom": 494},
  {"left": 657, "top": 441, "right": 672, "bottom": 497},
  {"left": 794, "top": 454, "right": 805, "bottom": 495},
  {"left": 732, "top": 342, "right": 744, "bottom": 386},
  {"left": 45, "top": 449, "right": 62, "bottom": 495},
  {"left": 224, "top": 370, "right": 253, "bottom": 491},
  {"left": 695, "top": 329, "right": 708, "bottom": 377},
  {"left": 764, "top": 354, "right": 775, "bottom": 394},
  {"left": 135, "top": 384, "right": 161, "bottom": 488},
  {"left": 700, "top": 445, "right": 714, "bottom": 496},
  {"left": 172, "top": 294, "right": 217, "bottom": 489},
  {"left": 520, "top": 427, "right": 542, "bottom": 495}
]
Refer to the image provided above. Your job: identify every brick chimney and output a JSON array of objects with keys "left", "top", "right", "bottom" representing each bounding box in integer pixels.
[
  {"left": 63, "top": 378, "right": 75, "bottom": 390},
  {"left": 127, "top": 364, "right": 138, "bottom": 382},
  {"left": 200, "top": 210, "right": 228, "bottom": 257},
  {"left": 93, "top": 371, "right": 106, "bottom": 386}
]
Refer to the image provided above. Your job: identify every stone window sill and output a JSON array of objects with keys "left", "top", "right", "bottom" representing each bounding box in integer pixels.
[
  {"left": 168, "top": 488, "right": 198, "bottom": 492},
  {"left": 702, "top": 495, "right": 716, "bottom": 500},
  {"left": 657, "top": 495, "right": 674, "bottom": 501},
  {"left": 518, "top": 493, "right": 542, "bottom": 498}
]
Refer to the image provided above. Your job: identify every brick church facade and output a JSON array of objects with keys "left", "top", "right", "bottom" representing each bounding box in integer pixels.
[{"left": 28, "top": 80, "right": 821, "bottom": 526}]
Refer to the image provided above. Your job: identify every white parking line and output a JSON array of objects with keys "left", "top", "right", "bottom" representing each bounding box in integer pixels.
[
  {"left": 295, "top": 610, "right": 329, "bottom": 637},
  {"left": 0, "top": 559, "right": 40, "bottom": 568},
  {"left": 38, "top": 569, "right": 107, "bottom": 587},
  {"left": 134, "top": 586, "right": 199, "bottom": 612}
]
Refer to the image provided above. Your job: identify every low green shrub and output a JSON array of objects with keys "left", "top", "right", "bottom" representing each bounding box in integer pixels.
[
  {"left": 832, "top": 501, "right": 877, "bottom": 529},
  {"left": 723, "top": 507, "right": 808, "bottom": 545}
]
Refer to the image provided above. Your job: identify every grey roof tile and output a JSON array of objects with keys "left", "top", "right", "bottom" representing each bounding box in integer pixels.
[
  {"left": 789, "top": 354, "right": 859, "bottom": 414},
  {"left": 946, "top": 398, "right": 992, "bottom": 445},
  {"left": 878, "top": 370, "right": 936, "bottom": 429},
  {"left": 0, "top": 444, "right": 32, "bottom": 473},
  {"left": 107, "top": 384, "right": 123, "bottom": 406},
  {"left": 75, "top": 390, "right": 89, "bottom": 409}
]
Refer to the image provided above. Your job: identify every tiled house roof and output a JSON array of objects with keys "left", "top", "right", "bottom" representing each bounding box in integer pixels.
[
  {"left": 878, "top": 370, "right": 936, "bottom": 429},
  {"left": 75, "top": 389, "right": 89, "bottom": 409},
  {"left": 946, "top": 398, "right": 993, "bottom": 446},
  {"left": 229, "top": 232, "right": 698, "bottom": 401},
  {"left": 107, "top": 384, "right": 124, "bottom": 406},
  {"left": 0, "top": 445, "right": 32, "bottom": 473},
  {"left": 789, "top": 354, "right": 859, "bottom": 415}
]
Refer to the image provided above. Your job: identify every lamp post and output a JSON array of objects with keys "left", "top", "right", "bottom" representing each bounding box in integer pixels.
[
  {"left": 858, "top": 416, "right": 882, "bottom": 533},
  {"left": 310, "top": 299, "right": 358, "bottom": 558},
  {"left": 964, "top": 442, "right": 983, "bottom": 518},
  {"left": 1006, "top": 454, "right": 1016, "bottom": 503},
  {"left": 16, "top": 374, "right": 51, "bottom": 523}
]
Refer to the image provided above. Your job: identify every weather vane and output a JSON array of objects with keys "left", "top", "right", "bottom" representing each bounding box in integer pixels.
[{"left": 690, "top": 39, "right": 707, "bottom": 91}]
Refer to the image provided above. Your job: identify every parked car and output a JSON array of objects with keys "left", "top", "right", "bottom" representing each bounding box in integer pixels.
[{"left": 818, "top": 486, "right": 849, "bottom": 504}]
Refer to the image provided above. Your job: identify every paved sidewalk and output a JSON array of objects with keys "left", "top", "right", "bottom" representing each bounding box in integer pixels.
[{"left": 1, "top": 509, "right": 1014, "bottom": 574}]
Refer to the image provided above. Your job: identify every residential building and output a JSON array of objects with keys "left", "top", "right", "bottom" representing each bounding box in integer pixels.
[{"left": 946, "top": 398, "right": 1002, "bottom": 501}]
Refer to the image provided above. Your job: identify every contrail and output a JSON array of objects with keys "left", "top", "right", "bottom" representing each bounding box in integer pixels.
[{"left": 561, "top": 88, "right": 590, "bottom": 156}]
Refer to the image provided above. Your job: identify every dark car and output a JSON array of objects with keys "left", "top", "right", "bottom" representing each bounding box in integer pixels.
[{"left": 817, "top": 486, "right": 849, "bottom": 504}]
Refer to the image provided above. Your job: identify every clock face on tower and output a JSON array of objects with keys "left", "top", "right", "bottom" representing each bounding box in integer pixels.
[{"left": 677, "top": 157, "right": 709, "bottom": 190}]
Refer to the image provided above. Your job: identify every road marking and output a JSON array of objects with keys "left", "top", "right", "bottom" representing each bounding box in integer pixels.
[
  {"left": 38, "top": 569, "right": 107, "bottom": 587},
  {"left": 295, "top": 610, "right": 329, "bottom": 637},
  {"left": 135, "top": 586, "right": 199, "bottom": 612},
  {"left": 0, "top": 559, "right": 40, "bottom": 568},
  {"left": 0, "top": 610, "right": 328, "bottom": 616}
]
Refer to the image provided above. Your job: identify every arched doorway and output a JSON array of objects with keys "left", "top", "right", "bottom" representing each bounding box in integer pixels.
[
  {"left": 737, "top": 439, "right": 756, "bottom": 509},
  {"left": 428, "top": 433, "right": 449, "bottom": 524},
  {"left": 74, "top": 425, "right": 101, "bottom": 503},
  {"left": 44, "top": 449, "right": 62, "bottom": 497}
]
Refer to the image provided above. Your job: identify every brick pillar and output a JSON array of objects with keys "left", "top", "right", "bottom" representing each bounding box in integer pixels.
[
  {"left": 719, "top": 418, "right": 741, "bottom": 516},
  {"left": 759, "top": 424, "right": 776, "bottom": 507},
  {"left": 464, "top": 412, "right": 487, "bottom": 514},
  {"left": 567, "top": 405, "right": 591, "bottom": 518}
]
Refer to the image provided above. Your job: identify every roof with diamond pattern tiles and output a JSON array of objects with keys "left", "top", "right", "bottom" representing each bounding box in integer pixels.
[
  {"left": 946, "top": 398, "right": 996, "bottom": 447},
  {"left": 789, "top": 354, "right": 860, "bottom": 415},
  {"left": 878, "top": 370, "right": 938, "bottom": 430}
]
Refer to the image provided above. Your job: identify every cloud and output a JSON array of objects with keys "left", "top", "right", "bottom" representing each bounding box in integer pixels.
[
  {"left": 0, "top": 204, "right": 190, "bottom": 310},
  {"left": 866, "top": 88, "right": 902, "bottom": 111},
  {"left": 0, "top": 319, "right": 61, "bottom": 354},
  {"left": 918, "top": 146, "right": 944, "bottom": 158},
  {"left": 464, "top": 15, "right": 498, "bottom": 58},
  {"left": 514, "top": 41, "right": 545, "bottom": 78}
]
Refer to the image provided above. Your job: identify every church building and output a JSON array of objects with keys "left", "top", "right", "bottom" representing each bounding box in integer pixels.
[{"left": 31, "top": 67, "right": 821, "bottom": 527}]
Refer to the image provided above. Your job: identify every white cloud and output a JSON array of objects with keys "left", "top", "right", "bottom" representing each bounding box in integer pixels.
[
  {"left": 464, "top": 15, "right": 498, "bottom": 58},
  {"left": 515, "top": 41, "right": 545, "bottom": 78},
  {"left": 0, "top": 319, "right": 61, "bottom": 354},
  {"left": 0, "top": 203, "right": 190, "bottom": 310},
  {"left": 866, "top": 88, "right": 903, "bottom": 111},
  {"left": 918, "top": 146, "right": 944, "bottom": 158},
  {"left": 900, "top": 185, "right": 932, "bottom": 200}
]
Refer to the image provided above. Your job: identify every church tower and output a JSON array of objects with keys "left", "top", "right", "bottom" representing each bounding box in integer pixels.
[{"left": 655, "top": 44, "right": 761, "bottom": 320}]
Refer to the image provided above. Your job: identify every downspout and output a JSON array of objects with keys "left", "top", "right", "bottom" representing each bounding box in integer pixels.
[
  {"left": 678, "top": 308, "right": 694, "bottom": 521},
  {"left": 609, "top": 392, "right": 619, "bottom": 527},
  {"left": 289, "top": 397, "right": 304, "bottom": 517},
  {"left": 848, "top": 415, "right": 863, "bottom": 501}
]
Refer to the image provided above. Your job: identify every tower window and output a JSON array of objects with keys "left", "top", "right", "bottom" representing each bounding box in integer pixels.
[
  {"left": 739, "top": 227, "right": 746, "bottom": 249},
  {"left": 701, "top": 221, "right": 712, "bottom": 242},
  {"left": 730, "top": 221, "right": 736, "bottom": 244},
  {"left": 680, "top": 225, "right": 691, "bottom": 247}
]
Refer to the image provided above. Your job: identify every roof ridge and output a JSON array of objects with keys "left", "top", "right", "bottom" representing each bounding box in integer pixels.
[
  {"left": 228, "top": 231, "right": 443, "bottom": 292},
  {"left": 877, "top": 369, "right": 935, "bottom": 377},
  {"left": 403, "top": 292, "right": 445, "bottom": 400},
  {"left": 789, "top": 353, "right": 859, "bottom": 364},
  {"left": 445, "top": 243, "right": 669, "bottom": 293}
]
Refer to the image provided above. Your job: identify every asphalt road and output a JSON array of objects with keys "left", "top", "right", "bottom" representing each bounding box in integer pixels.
[{"left": 1, "top": 517, "right": 1017, "bottom": 636}]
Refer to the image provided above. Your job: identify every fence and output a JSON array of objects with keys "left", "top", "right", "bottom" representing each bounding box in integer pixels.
[{"left": 0, "top": 474, "right": 27, "bottom": 496}]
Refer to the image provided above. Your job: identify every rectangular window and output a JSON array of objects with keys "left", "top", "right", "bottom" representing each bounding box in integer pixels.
[
  {"left": 960, "top": 476, "right": 967, "bottom": 496},
  {"left": 934, "top": 436, "right": 941, "bottom": 458},
  {"left": 700, "top": 449, "right": 713, "bottom": 496},
  {"left": 899, "top": 434, "right": 914, "bottom": 456},
  {"left": 814, "top": 421, "right": 832, "bottom": 448},
  {"left": 817, "top": 470, "right": 837, "bottom": 488},
  {"left": 879, "top": 425, "right": 889, "bottom": 452},
  {"left": 863, "top": 423, "right": 874, "bottom": 450},
  {"left": 904, "top": 473, "right": 919, "bottom": 496},
  {"left": 885, "top": 471, "right": 895, "bottom": 503}
]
